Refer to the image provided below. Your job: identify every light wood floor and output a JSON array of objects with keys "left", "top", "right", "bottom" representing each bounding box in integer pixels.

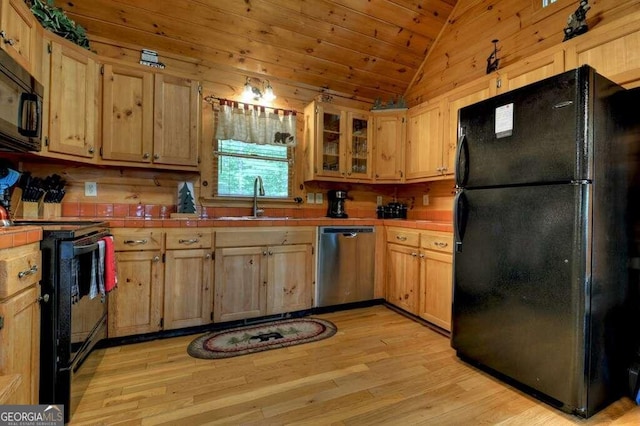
[{"left": 71, "top": 306, "right": 640, "bottom": 425}]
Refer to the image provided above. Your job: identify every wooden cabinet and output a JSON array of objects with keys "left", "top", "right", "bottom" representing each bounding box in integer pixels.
[
  {"left": 41, "top": 38, "right": 99, "bottom": 161},
  {"left": 418, "top": 231, "right": 453, "bottom": 331},
  {"left": 0, "top": 0, "right": 37, "bottom": 73},
  {"left": 266, "top": 244, "right": 313, "bottom": 315},
  {"left": 372, "top": 110, "right": 406, "bottom": 182},
  {"left": 0, "top": 242, "right": 41, "bottom": 404},
  {"left": 214, "top": 246, "right": 266, "bottom": 322},
  {"left": 496, "top": 49, "right": 565, "bottom": 94},
  {"left": 405, "top": 101, "right": 444, "bottom": 181},
  {"left": 385, "top": 228, "right": 420, "bottom": 314},
  {"left": 385, "top": 227, "right": 454, "bottom": 331},
  {"left": 163, "top": 231, "right": 213, "bottom": 329},
  {"left": 214, "top": 228, "right": 315, "bottom": 322},
  {"left": 102, "top": 64, "right": 201, "bottom": 168},
  {"left": 564, "top": 20, "right": 640, "bottom": 89},
  {"left": 303, "top": 101, "right": 372, "bottom": 181},
  {"left": 101, "top": 63, "right": 154, "bottom": 163},
  {"left": 109, "top": 230, "right": 164, "bottom": 337}
]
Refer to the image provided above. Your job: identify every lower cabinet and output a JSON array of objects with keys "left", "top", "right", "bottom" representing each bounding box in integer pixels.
[
  {"left": 109, "top": 230, "right": 164, "bottom": 338},
  {"left": 214, "top": 228, "right": 315, "bottom": 323},
  {"left": 0, "top": 242, "right": 42, "bottom": 404},
  {"left": 386, "top": 228, "right": 421, "bottom": 315},
  {"left": 386, "top": 227, "right": 453, "bottom": 331},
  {"left": 418, "top": 247, "right": 453, "bottom": 330},
  {"left": 163, "top": 231, "right": 213, "bottom": 330}
]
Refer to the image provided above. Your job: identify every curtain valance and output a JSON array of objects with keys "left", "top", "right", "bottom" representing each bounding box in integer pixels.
[{"left": 214, "top": 100, "right": 297, "bottom": 147}]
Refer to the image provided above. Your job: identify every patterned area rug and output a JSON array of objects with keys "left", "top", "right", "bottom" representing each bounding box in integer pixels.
[{"left": 187, "top": 317, "right": 337, "bottom": 359}]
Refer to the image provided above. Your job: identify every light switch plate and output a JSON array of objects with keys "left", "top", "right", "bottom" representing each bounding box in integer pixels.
[
  {"left": 376, "top": 196, "right": 383, "bottom": 206},
  {"left": 85, "top": 182, "right": 97, "bottom": 197},
  {"left": 306, "top": 193, "right": 315, "bottom": 204},
  {"left": 423, "top": 194, "right": 429, "bottom": 206},
  {"left": 315, "top": 193, "right": 323, "bottom": 204}
]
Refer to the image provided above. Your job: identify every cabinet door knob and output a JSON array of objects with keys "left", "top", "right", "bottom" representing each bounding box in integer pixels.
[
  {"left": 153, "top": 256, "right": 160, "bottom": 262},
  {"left": 4, "top": 38, "right": 15, "bottom": 46},
  {"left": 88, "top": 146, "right": 95, "bottom": 154},
  {"left": 411, "top": 252, "right": 418, "bottom": 257},
  {"left": 18, "top": 265, "right": 38, "bottom": 278},
  {"left": 268, "top": 251, "right": 273, "bottom": 256},
  {"left": 143, "top": 153, "right": 150, "bottom": 159},
  {"left": 205, "top": 253, "right": 211, "bottom": 259},
  {"left": 263, "top": 251, "right": 267, "bottom": 256},
  {"left": 154, "top": 154, "right": 160, "bottom": 160},
  {"left": 37, "top": 294, "right": 50, "bottom": 304}
]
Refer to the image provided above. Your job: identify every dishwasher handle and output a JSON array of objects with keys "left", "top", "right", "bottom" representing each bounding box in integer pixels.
[{"left": 342, "top": 232, "right": 357, "bottom": 238}]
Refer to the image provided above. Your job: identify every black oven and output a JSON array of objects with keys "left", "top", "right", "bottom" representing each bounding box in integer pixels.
[{"left": 17, "top": 220, "right": 110, "bottom": 423}]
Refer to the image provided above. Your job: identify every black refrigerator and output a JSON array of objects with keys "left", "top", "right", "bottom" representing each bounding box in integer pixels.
[{"left": 451, "top": 66, "right": 636, "bottom": 418}]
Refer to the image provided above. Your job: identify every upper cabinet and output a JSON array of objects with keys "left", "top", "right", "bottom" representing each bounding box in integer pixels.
[
  {"left": 406, "top": 101, "right": 444, "bottom": 181},
  {"left": 40, "top": 38, "right": 99, "bottom": 161},
  {"left": 303, "top": 101, "right": 372, "bottom": 182},
  {"left": 0, "top": 0, "right": 37, "bottom": 73},
  {"left": 102, "top": 63, "right": 201, "bottom": 169},
  {"left": 372, "top": 110, "right": 406, "bottom": 182}
]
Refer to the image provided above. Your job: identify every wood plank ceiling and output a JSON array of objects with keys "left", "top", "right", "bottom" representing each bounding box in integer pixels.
[{"left": 60, "top": 0, "right": 457, "bottom": 108}]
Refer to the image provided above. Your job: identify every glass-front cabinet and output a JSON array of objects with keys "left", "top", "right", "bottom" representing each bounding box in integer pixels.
[
  {"left": 303, "top": 101, "right": 372, "bottom": 182},
  {"left": 320, "top": 107, "right": 343, "bottom": 176},
  {"left": 346, "top": 112, "right": 372, "bottom": 179}
]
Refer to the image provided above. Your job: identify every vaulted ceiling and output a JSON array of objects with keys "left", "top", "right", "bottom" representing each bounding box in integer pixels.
[{"left": 60, "top": 0, "right": 458, "bottom": 107}]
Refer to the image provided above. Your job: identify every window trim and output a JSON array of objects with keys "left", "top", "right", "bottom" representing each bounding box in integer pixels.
[{"left": 211, "top": 139, "right": 295, "bottom": 200}]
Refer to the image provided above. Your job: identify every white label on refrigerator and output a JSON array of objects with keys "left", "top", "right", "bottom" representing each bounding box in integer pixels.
[{"left": 495, "top": 103, "right": 514, "bottom": 138}]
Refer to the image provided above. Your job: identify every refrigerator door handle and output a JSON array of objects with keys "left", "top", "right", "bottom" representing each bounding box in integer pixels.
[
  {"left": 454, "top": 190, "right": 467, "bottom": 253},
  {"left": 455, "top": 134, "right": 469, "bottom": 187}
]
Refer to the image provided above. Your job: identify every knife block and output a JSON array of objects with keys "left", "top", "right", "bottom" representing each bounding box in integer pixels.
[
  {"left": 40, "top": 202, "right": 61, "bottom": 219},
  {"left": 14, "top": 200, "right": 39, "bottom": 219}
]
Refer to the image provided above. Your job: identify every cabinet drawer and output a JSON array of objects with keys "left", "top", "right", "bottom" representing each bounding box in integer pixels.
[
  {"left": 216, "top": 228, "right": 314, "bottom": 247},
  {"left": 0, "top": 246, "right": 42, "bottom": 299},
  {"left": 166, "top": 231, "right": 212, "bottom": 249},
  {"left": 112, "top": 230, "right": 163, "bottom": 251},
  {"left": 421, "top": 231, "right": 453, "bottom": 253},
  {"left": 386, "top": 228, "right": 420, "bottom": 247}
]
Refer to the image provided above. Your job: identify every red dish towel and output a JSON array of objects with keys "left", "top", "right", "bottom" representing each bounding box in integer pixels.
[{"left": 102, "top": 236, "right": 117, "bottom": 292}]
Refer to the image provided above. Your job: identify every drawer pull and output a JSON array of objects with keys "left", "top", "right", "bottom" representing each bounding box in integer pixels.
[
  {"left": 411, "top": 252, "right": 418, "bottom": 257},
  {"left": 396, "top": 235, "right": 408, "bottom": 241},
  {"left": 124, "top": 239, "right": 148, "bottom": 245},
  {"left": 434, "top": 242, "right": 449, "bottom": 248},
  {"left": 18, "top": 265, "right": 38, "bottom": 279},
  {"left": 179, "top": 238, "right": 199, "bottom": 244}
]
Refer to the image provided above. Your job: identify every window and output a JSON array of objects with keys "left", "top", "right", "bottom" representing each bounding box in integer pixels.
[
  {"left": 216, "top": 139, "right": 291, "bottom": 198},
  {"left": 542, "top": 0, "right": 557, "bottom": 7}
]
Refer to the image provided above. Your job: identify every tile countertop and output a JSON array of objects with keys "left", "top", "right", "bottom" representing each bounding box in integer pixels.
[
  {"left": 0, "top": 218, "right": 453, "bottom": 240},
  {"left": 0, "top": 225, "right": 43, "bottom": 249},
  {"left": 102, "top": 217, "right": 453, "bottom": 232}
]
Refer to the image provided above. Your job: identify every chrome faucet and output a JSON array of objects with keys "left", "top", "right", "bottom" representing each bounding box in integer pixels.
[{"left": 253, "top": 176, "right": 265, "bottom": 217}]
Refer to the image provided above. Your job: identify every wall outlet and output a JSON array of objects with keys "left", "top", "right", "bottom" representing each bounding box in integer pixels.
[
  {"left": 423, "top": 194, "right": 429, "bottom": 206},
  {"left": 85, "top": 182, "right": 98, "bottom": 197},
  {"left": 315, "top": 193, "right": 323, "bottom": 204},
  {"left": 376, "top": 196, "right": 383, "bottom": 206},
  {"left": 306, "top": 193, "right": 315, "bottom": 204}
]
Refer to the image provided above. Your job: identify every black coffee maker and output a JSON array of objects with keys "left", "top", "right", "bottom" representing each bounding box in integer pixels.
[{"left": 327, "top": 190, "right": 348, "bottom": 218}]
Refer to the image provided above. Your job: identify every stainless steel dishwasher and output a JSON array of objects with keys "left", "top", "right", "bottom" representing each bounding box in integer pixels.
[{"left": 317, "top": 226, "right": 375, "bottom": 307}]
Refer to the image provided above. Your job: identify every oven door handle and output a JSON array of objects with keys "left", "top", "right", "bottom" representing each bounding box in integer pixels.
[{"left": 74, "top": 242, "right": 99, "bottom": 256}]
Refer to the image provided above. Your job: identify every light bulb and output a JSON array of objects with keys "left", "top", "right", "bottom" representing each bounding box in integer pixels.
[{"left": 263, "top": 81, "right": 276, "bottom": 102}]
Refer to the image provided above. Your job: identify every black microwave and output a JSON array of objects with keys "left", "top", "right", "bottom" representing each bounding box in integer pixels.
[{"left": 0, "top": 48, "right": 42, "bottom": 152}]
